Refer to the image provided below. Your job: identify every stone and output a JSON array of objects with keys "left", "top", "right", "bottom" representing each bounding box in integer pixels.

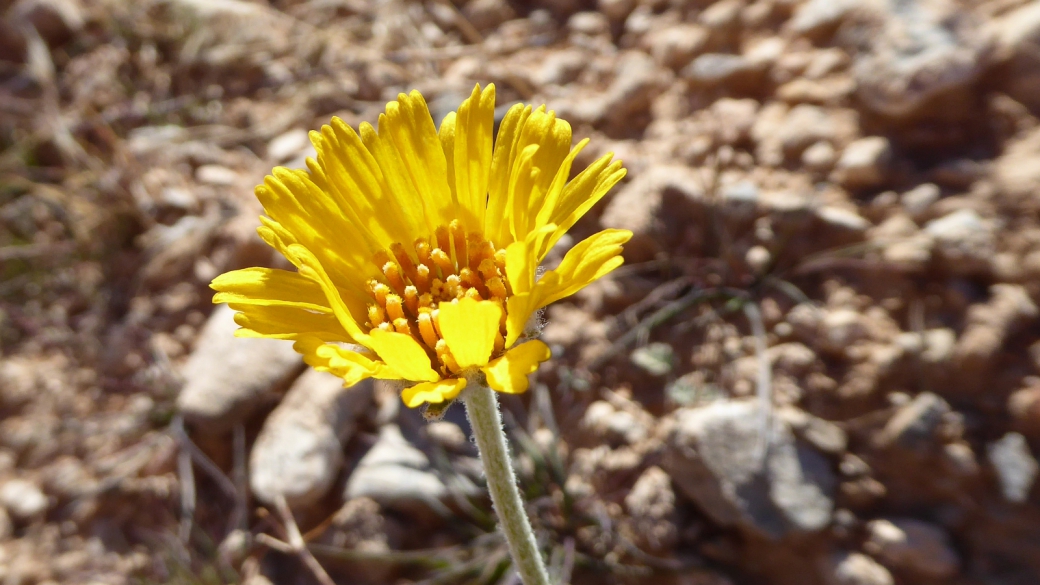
[
  {"left": 787, "top": 0, "right": 862, "bottom": 41},
  {"left": 558, "top": 51, "right": 670, "bottom": 128},
  {"left": 901, "top": 183, "right": 941, "bottom": 217},
  {"left": 250, "top": 371, "right": 373, "bottom": 507},
  {"left": 598, "top": 0, "right": 634, "bottom": 22},
  {"left": 817, "top": 207, "right": 870, "bottom": 233},
  {"left": 955, "top": 285, "right": 1038, "bottom": 367},
  {"left": 623, "top": 466, "right": 678, "bottom": 552},
  {"left": 582, "top": 400, "right": 649, "bottom": 446},
  {"left": 865, "top": 518, "right": 960, "bottom": 578},
  {"left": 0, "top": 479, "right": 48, "bottom": 520},
  {"left": 649, "top": 24, "right": 709, "bottom": 70},
  {"left": 993, "top": 126, "right": 1040, "bottom": 204},
  {"left": 923, "top": 209, "right": 996, "bottom": 274},
  {"left": 682, "top": 53, "right": 762, "bottom": 89},
  {"left": 177, "top": 305, "right": 304, "bottom": 433},
  {"left": 195, "top": 164, "right": 238, "bottom": 186},
  {"left": 663, "top": 399, "right": 836, "bottom": 538},
  {"left": 987, "top": 432, "right": 1038, "bottom": 504},
  {"left": 0, "top": 506, "right": 11, "bottom": 540},
  {"left": 463, "top": 0, "right": 515, "bottom": 32},
  {"left": 835, "top": 137, "right": 891, "bottom": 188},
  {"left": 874, "top": 392, "right": 950, "bottom": 450},
  {"left": 851, "top": 0, "right": 988, "bottom": 119},
  {"left": 569, "top": 11, "right": 609, "bottom": 36},
  {"left": 802, "top": 141, "right": 838, "bottom": 171},
  {"left": 267, "top": 128, "right": 310, "bottom": 163},
  {"left": 825, "top": 551, "right": 894, "bottom": 585},
  {"left": 531, "top": 49, "right": 586, "bottom": 87},
  {"left": 345, "top": 424, "right": 448, "bottom": 515},
  {"left": 993, "top": 1, "right": 1040, "bottom": 110}
]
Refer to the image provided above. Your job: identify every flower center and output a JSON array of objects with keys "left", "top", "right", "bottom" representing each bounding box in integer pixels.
[{"left": 365, "top": 219, "right": 511, "bottom": 377}]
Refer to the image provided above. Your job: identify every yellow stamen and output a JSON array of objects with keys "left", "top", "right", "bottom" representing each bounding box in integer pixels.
[
  {"left": 383, "top": 261, "right": 406, "bottom": 294},
  {"left": 431, "top": 248, "right": 454, "bottom": 278},
  {"left": 417, "top": 312, "right": 439, "bottom": 348},
  {"left": 404, "top": 285, "right": 419, "bottom": 315},
  {"left": 450, "top": 219, "right": 468, "bottom": 269},
  {"left": 385, "top": 294, "right": 405, "bottom": 322}
]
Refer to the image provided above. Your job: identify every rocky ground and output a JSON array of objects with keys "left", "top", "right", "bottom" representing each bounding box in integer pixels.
[{"left": 3, "top": 0, "right": 1040, "bottom": 583}]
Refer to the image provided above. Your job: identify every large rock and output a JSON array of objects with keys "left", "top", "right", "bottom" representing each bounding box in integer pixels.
[
  {"left": 993, "top": 1, "right": 1040, "bottom": 110},
  {"left": 344, "top": 424, "right": 448, "bottom": 517},
  {"left": 987, "top": 432, "right": 1038, "bottom": 504},
  {"left": 177, "top": 305, "right": 304, "bottom": 433},
  {"left": 250, "top": 371, "right": 373, "bottom": 507},
  {"left": 850, "top": 0, "right": 989, "bottom": 119},
  {"left": 865, "top": 518, "right": 960, "bottom": 578},
  {"left": 663, "top": 400, "right": 836, "bottom": 538}
]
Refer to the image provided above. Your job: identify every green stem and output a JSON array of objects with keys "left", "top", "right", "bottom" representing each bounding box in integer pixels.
[{"left": 463, "top": 381, "right": 551, "bottom": 585}]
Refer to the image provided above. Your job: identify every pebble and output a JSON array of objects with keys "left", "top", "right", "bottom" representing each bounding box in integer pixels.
[
  {"left": 0, "top": 479, "right": 48, "bottom": 520},
  {"left": 250, "top": 371, "right": 373, "bottom": 507},
  {"left": 900, "top": 183, "right": 941, "bottom": 217},
  {"left": 923, "top": 209, "right": 996, "bottom": 274},
  {"left": 664, "top": 399, "right": 835, "bottom": 538},
  {"left": 865, "top": 518, "right": 960, "bottom": 578},
  {"left": 874, "top": 392, "right": 950, "bottom": 450},
  {"left": 786, "top": 0, "right": 859, "bottom": 40},
  {"left": 195, "top": 164, "right": 238, "bottom": 186},
  {"left": 682, "top": 53, "right": 760, "bottom": 88},
  {"left": 267, "top": 128, "right": 309, "bottom": 163},
  {"left": 987, "top": 432, "right": 1038, "bottom": 504},
  {"left": 852, "top": 0, "right": 986, "bottom": 119},
  {"left": 344, "top": 424, "right": 448, "bottom": 516},
  {"left": 835, "top": 137, "right": 891, "bottom": 188},
  {"left": 649, "top": 24, "right": 709, "bottom": 70},
  {"left": 825, "top": 551, "right": 894, "bottom": 585},
  {"left": 177, "top": 304, "right": 304, "bottom": 433}
]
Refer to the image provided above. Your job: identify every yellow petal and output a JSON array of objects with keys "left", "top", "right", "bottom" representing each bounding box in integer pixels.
[
  {"left": 534, "top": 228, "right": 632, "bottom": 308},
  {"left": 401, "top": 377, "right": 467, "bottom": 408},
  {"left": 211, "top": 267, "right": 330, "bottom": 312},
  {"left": 504, "top": 293, "right": 539, "bottom": 348},
  {"left": 294, "top": 337, "right": 396, "bottom": 386},
  {"left": 438, "top": 297, "right": 502, "bottom": 369},
  {"left": 366, "top": 328, "right": 440, "bottom": 382},
  {"left": 481, "top": 340, "right": 551, "bottom": 395},
  {"left": 438, "top": 110, "right": 457, "bottom": 203},
  {"left": 505, "top": 223, "right": 556, "bottom": 296},
  {"left": 485, "top": 103, "right": 532, "bottom": 247},
  {"left": 360, "top": 119, "right": 436, "bottom": 242},
  {"left": 453, "top": 83, "right": 495, "bottom": 233},
  {"left": 546, "top": 155, "right": 627, "bottom": 256},
  {"left": 230, "top": 304, "right": 349, "bottom": 342},
  {"left": 309, "top": 118, "right": 409, "bottom": 249},
  {"left": 380, "top": 90, "right": 455, "bottom": 232},
  {"left": 503, "top": 229, "right": 631, "bottom": 347},
  {"left": 285, "top": 243, "right": 371, "bottom": 343}
]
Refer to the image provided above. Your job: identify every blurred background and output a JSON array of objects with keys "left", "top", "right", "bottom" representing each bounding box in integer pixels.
[{"left": 2, "top": 0, "right": 1040, "bottom": 583}]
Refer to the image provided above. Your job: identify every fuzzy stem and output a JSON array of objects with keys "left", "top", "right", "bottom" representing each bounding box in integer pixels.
[{"left": 463, "top": 382, "right": 551, "bottom": 585}]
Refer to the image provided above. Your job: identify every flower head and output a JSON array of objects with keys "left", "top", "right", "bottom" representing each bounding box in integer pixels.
[{"left": 211, "top": 84, "right": 630, "bottom": 408}]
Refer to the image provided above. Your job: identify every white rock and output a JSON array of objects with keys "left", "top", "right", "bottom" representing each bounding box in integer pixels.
[
  {"left": 345, "top": 425, "right": 447, "bottom": 514},
  {"left": 835, "top": 137, "right": 891, "bottom": 187},
  {"left": 649, "top": 24, "right": 709, "bottom": 70},
  {"left": 664, "top": 400, "right": 835, "bottom": 538},
  {"left": 0, "top": 479, "right": 48, "bottom": 520},
  {"left": 923, "top": 209, "right": 995, "bottom": 274},
  {"left": 177, "top": 305, "right": 304, "bottom": 433},
  {"left": 195, "top": 164, "right": 238, "bottom": 186},
  {"left": 866, "top": 518, "right": 960, "bottom": 578},
  {"left": 900, "top": 183, "right": 940, "bottom": 216},
  {"left": 250, "top": 371, "right": 373, "bottom": 507},
  {"left": 826, "top": 551, "right": 894, "bottom": 585},
  {"left": 267, "top": 128, "right": 310, "bottom": 163},
  {"left": 987, "top": 432, "right": 1038, "bottom": 504},
  {"left": 817, "top": 207, "right": 870, "bottom": 232}
]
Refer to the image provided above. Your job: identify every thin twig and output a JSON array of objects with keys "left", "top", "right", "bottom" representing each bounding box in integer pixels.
[
  {"left": 742, "top": 301, "right": 773, "bottom": 468},
  {"left": 231, "top": 423, "right": 249, "bottom": 532},
  {"left": 174, "top": 418, "right": 196, "bottom": 544},
  {"left": 273, "top": 495, "right": 337, "bottom": 585},
  {"left": 170, "top": 417, "right": 239, "bottom": 500}
]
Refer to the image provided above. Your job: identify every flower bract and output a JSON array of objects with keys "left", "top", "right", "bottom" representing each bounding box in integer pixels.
[{"left": 211, "top": 84, "right": 630, "bottom": 407}]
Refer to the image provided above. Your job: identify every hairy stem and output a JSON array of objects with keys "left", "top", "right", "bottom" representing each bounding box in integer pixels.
[{"left": 463, "top": 382, "right": 551, "bottom": 585}]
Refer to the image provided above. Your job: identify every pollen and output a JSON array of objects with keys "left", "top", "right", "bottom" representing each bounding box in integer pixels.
[{"left": 366, "top": 227, "right": 513, "bottom": 376}]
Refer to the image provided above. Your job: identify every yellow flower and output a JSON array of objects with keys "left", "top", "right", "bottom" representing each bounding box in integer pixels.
[{"left": 210, "top": 84, "right": 630, "bottom": 408}]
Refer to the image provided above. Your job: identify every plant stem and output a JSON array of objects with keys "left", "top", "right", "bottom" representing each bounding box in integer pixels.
[{"left": 463, "top": 382, "right": 551, "bottom": 585}]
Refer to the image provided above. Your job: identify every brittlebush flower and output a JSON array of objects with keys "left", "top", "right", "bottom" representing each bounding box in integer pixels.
[{"left": 210, "top": 84, "right": 630, "bottom": 408}]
